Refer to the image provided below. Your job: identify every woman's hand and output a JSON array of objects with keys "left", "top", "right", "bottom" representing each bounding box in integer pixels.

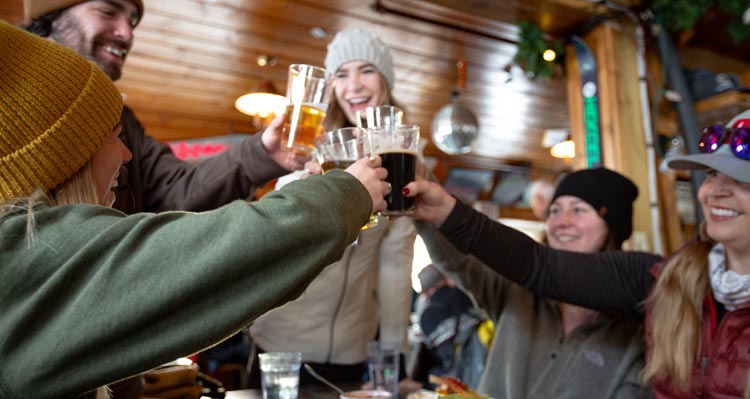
[
  {"left": 345, "top": 155, "right": 389, "bottom": 214},
  {"left": 304, "top": 160, "right": 323, "bottom": 176},
  {"left": 402, "top": 178, "right": 456, "bottom": 226},
  {"left": 261, "top": 114, "right": 310, "bottom": 171}
]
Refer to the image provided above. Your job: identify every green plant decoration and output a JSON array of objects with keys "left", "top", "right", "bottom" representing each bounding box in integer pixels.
[
  {"left": 650, "top": 0, "right": 750, "bottom": 43},
  {"left": 512, "top": 22, "right": 563, "bottom": 80},
  {"left": 719, "top": 0, "right": 750, "bottom": 43}
]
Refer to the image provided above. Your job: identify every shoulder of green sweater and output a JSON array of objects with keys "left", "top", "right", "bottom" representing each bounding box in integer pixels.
[
  {"left": 0, "top": 202, "right": 126, "bottom": 220},
  {"left": 27, "top": 204, "right": 129, "bottom": 227},
  {"left": 0, "top": 204, "right": 127, "bottom": 243}
]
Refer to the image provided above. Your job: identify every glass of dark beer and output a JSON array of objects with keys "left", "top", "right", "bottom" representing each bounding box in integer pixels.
[
  {"left": 281, "top": 64, "right": 333, "bottom": 155},
  {"left": 314, "top": 127, "right": 379, "bottom": 230},
  {"left": 365, "top": 125, "right": 420, "bottom": 216}
]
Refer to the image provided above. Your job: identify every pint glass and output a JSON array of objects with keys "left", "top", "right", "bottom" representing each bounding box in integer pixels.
[{"left": 281, "top": 64, "right": 332, "bottom": 155}]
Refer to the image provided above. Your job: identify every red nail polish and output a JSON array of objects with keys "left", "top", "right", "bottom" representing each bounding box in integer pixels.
[{"left": 402, "top": 187, "right": 410, "bottom": 195}]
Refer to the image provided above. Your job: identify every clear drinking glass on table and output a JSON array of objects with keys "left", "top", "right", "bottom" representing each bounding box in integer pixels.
[
  {"left": 314, "top": 127, "right": 379, "bottom": 230},
  {"left": 258, "top": 352, "right": 302, "bottom": 399},
  {"left": 281, "top": 64, "right": 333, "bottom": 155},
  {"left": 366, "top": 341, "right": 399, "bottom": 399}
]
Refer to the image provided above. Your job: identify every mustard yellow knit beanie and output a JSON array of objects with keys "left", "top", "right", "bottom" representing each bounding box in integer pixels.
[
  {"left": 0, "top": 21, "right": 123, "bottom": 202},
  {"left": 23, "top": 0, "right": 145, "bottom": 26}
]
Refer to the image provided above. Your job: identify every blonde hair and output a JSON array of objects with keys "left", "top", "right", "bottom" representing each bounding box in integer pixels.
[
  {"left": 643, "top": 222, "right": 712, "bottom": 391},
  {"left": 0, "top": 162, "right": 101, "bottom": 245},
  {"left": 52, "top": 162, "right": 101, "bottom": 206},
  {"left": 324, "top": 71, "right": 403, "bottom": 131}
]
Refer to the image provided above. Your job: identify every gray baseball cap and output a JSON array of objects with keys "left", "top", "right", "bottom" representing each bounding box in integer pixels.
[{"left": 667, "top": 109, "right": 750, "bottom": 183}]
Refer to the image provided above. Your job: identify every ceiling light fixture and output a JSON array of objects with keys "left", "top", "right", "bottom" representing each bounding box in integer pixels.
[
  {"left": 235, "top": 80, "right": 286, "bottom": 119},
  {"left": 309, "top": 27, "right": 328, "bottom": 39},
  {"left": 256, "top": 54, "right": 278, "bottom": 67},
  {"left": 542, "top": 128, "right": 574, "bottom": 159},
  {"left": 550, "top": 139, "right": 575, "bottom": 159},
  {"left": 542, "top": 49, "right": 557, "bottom": 62}
]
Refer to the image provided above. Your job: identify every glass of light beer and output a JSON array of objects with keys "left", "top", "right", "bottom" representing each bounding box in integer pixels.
[
  {"left": 314, "top": 128, "right": 366, "bottom": 172},
  {"left": 366, "top": 125, "right": 419, "bottom": 216},
  {"left": 281, "top": 64, "right": 333, "bottom": 155},
  {"left": 314, "top": 127, "right": 379, "bottom": 230}
]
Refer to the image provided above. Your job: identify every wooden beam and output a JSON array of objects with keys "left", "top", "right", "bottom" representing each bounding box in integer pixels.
[{"left": 566, "top": 20, "right": 663, "bottom": 252}]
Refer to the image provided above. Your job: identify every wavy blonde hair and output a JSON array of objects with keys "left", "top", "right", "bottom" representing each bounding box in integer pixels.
[
  {"left": 52, "top": 162, "right": 101, "bottom": 206},
  {"left": 0, "top": 162, "right": 101, "bottom": 246},
  {"left": 324, "top": 71, "right": 403, "bottom": 131},
  {"left": 643, "top": 222, "right": 712, "bottom": 391}
]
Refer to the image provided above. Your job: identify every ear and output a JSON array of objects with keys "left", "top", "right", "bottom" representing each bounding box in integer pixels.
[{"left": 598, "top": 206, "right": 608, "bottom": 218}]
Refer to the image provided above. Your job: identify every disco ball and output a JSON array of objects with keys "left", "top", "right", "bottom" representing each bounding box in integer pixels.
[{"left": 431, "top": 95, "right": 479, "bottom": 155}]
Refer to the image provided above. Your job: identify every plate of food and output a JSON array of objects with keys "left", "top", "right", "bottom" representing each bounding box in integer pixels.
[
  {"left": 406, "top": 389, "right": 439, "bottom": 399},
  {"left": 427, "top": 375, "right": 488, "bottom": 399}
]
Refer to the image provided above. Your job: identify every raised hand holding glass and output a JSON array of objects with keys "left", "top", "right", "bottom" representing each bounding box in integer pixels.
[{"left": 314, "top": 127, "right": 380, "bottom": 229}]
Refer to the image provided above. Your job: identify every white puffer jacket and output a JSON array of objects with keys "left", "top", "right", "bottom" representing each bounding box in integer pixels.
[{"left": 250, "top": 216, "right": 416, "bottom": 364}]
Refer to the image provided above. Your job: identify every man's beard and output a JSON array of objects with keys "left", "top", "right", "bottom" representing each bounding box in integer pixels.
[{"left": 49, "top": 13, "right": 128, "bottom": 81}]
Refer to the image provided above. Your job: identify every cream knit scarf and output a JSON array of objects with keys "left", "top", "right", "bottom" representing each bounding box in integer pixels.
[{"left": 709, "top": 243, "right": 750, "bottom": 311}]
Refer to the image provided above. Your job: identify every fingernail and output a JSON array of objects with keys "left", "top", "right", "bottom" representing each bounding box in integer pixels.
[{"left": 402, "top": 187, "right": 410, "bottom": 195}]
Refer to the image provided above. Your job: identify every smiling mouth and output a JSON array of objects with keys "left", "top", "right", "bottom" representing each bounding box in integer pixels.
[
  {"left": 348, "top": 97, "right": 369, "bottom": 104},
  {"left": 104, "top": 45, "right": 128, "bottom": 58},
  {"left": 711, "top": 207, "right": 740, "bottom": 217},
  {"left": 554, "top": 235, "right": 579, "bottom": 242}
]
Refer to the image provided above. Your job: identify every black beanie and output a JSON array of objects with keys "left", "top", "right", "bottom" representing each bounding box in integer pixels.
[{"left": 549, "top": 168, "right": 638, "bottom": 247}]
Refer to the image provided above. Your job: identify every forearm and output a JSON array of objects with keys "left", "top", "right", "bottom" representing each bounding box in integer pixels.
[
  {"left": 438, "top": 200, "right": 657, "bottom": 318},
  {"left": 1, "top": 171, "right": 370, "bottom": 399},
  {"left": 438, "top": 200, "right": 540, "bottom": 286},
  {"left": 415, "top": 221, "right": 508, "bottom": 319},
  {"left": 142, "top": 133, "right": 288, "bottom": 212}
]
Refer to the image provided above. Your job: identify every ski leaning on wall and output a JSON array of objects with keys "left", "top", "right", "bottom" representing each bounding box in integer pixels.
[{"left": 572, "top": 36, "right": 602, "bottom": 168}]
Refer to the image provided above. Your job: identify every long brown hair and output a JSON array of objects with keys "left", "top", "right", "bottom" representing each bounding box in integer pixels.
[
  {"left": 643, "top": 222, "right": 712, "bottom": 390},
  {"left": 324, "top": 70, "right": 403, "bottom": 131}
]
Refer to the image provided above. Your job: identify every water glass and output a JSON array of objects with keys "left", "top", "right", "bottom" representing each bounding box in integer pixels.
[
  {"left": 367, "top": 342, "right": 399, "bottom": 399},
  {"left": 259, "top": 352, "right": 302, "bottom": 399}
]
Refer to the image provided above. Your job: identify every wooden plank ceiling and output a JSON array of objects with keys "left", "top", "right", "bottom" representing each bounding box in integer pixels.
[{"left": 1, "top": 0, "right": 641, "bottom": 177}]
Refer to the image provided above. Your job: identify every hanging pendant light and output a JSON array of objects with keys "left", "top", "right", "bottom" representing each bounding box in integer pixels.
[
  {"left": 431, "top": 58, "right": 479, "bottom": 155},
  {"left": 235, "top": 80, "right": 287, "bottom": 119}
]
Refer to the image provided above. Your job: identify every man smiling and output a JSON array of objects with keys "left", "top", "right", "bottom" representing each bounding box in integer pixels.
[
  {"left": 23, "top": 0, "right": 305, "bottom": 214},
  {"left": 25, "top": 0, "right": 141, "bottom": 80}
]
